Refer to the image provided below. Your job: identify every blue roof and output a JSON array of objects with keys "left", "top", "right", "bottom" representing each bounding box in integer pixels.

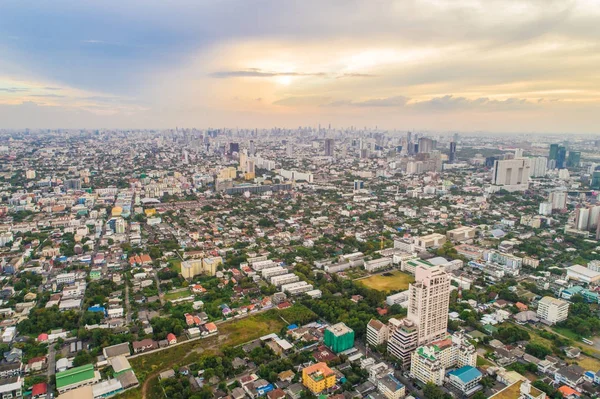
[{"left": 448, "top": 366, "right": 482, "bottom": 383}]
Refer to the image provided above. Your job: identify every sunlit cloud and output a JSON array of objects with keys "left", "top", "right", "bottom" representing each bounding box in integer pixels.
[{"left": 0, "top": 0, "right": 597, "bottom": 131}]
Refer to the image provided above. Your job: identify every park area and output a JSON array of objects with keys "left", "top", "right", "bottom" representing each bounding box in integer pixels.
[{"left": 356, "top": 270, "right": 414, "bottom": 292}]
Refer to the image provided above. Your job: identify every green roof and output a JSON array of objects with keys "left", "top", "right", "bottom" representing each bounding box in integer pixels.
[
  {"left": 56, "top": 364, "right": 96, "bottom": 389},
  {"left": 408, "top": 259, "right": 434, "bottom": 267}
]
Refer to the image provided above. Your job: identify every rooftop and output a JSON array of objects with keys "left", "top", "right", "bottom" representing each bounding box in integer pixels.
[
  {"left": 447, "top": 366, "right": 482, "bottom": 384},
  {"left": 56, "top": 364, "right": 96, "bottom": 389},
  {"left": 326, "top": 322, "right": 353, "bottom": 336}
]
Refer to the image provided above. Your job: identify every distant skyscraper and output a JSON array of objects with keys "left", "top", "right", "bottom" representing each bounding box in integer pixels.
[
  {"left": 418, "top": 137, "right": 434, "bottom": 154},
  {"left": 529, "top": 157, "right": 547, "bottom": 177},
  {"left": 549, "top": 191, "right": 568, "bottom": 210},
  {"left": 324, "top": 138, "right": 334, "bottom": 157},
  {"left": 449, "top": 142, "right": 456, "bottom": 163},
  {"left": 229, "top": 142, "right": 240, "bottom": 154},
  {"left": 549, "top": 144, "right": 559, "bottom": 160},
  {"left": 353, "top": 180, "right": 364, "bottom": 191},
  {"left": 556, "top": 146, "right": 567, "bottom": 169},
  {"left": 249, "top": 140, "right": 255, "bottom": 156},
  {"left": 592, "top": 170, "right": 600, "bottom": 190},
  {"left": 514, "top": 148, "right": 523, "bottom": 158},
  {"left": 286, "top": 142, "right": 293, "bottom": 157},
  {"left": 65, "top": 178, "right": 82, "bottom": 191},
  {"left": 567, "top": 151, "right": 581, "bottom": 168}
]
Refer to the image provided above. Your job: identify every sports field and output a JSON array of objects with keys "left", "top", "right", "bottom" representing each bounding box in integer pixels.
[{"left": 357, "top": 270, "right": 414, "bottom": 292}]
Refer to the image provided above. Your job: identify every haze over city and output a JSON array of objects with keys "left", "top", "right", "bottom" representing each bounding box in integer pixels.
[{"left": 1, "top": 0, "right": 599, "bottom": 132}]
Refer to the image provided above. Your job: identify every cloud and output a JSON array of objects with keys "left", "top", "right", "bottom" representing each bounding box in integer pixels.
[
  {"left": 211, "top": 69, "right": 327, "bottom": 78},
  {"left": 336, "top": 73, "right": 378, "bottom": 79},
  {"left": 272, "top": 96, "right": 331, "bottom": 107},
  {"left": 412, "top": 95, "right": 533, "bottom": 111},
  {"left": 0, "top": 87, "right": 29, "bottom": 93},
  {"left": 357, "top": 96, "right": 410, "bottom": 107},
  {"left": 29, "top": 94, "right": 66, "bottom": 98},
  {"left": 211, "top": 69, "right": 376, "bottom": 79},
  {"left": 0, "top": 0, "right": 599, "bottom": 131}
]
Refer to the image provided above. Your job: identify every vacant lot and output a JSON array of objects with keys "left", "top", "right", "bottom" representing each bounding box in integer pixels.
[
  {"left": 117, "top": 309, "right": 286, "bottom": 399},
  {"left": 577, "top": 355, "right": 600, "bottom": 371},
  {"left": 357, "top": 270, "right": 414, "bottom": 292},
  {"left": 163, "top": 288, "right": 191, "bottom": 301}
]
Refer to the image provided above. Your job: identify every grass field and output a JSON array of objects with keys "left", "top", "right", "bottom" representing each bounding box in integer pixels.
[
  {"left": 169, "top": 258, "right": 181, "bottom": 273},
  {"left": 116, "top": 309, "right": 286, "bottom": 399},
  {"left": 476, "top": 355, "right": 493, "bottom": 369},
  {"left": 576, "top": 355, "right": 600, "bottom": 371},
  {"left": 552, "top": 326, "right": 583, "bottom": 341},
  {"left": 357, "top": 270, "right": 414, "bottom": 292},
  {"left": 163, "top": 288, "right": 191, "bottom": 301}
]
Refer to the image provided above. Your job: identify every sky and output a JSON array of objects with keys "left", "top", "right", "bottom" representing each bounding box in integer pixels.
[{"left": 0, "top": 0, "right": 599, "bottom": 132}]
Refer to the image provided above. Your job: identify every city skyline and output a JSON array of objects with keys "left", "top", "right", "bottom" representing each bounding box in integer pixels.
[{"left": 0, "top": 0, "right": 599, "bottom": 132}]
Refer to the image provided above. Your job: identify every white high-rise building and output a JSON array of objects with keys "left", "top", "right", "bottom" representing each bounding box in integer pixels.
[
  {"left": 366, "top": 319, "right": 389, "bottom": 347},
  {"left": 575, "top": 207, "right": 591, "bottom": 231},
  {"left": 549, "top": 191, "right": 567, "bottom": 210},
  {"left": 530, "top": 157, "right": 548, "bottom": 177},
  {"left": 115, "top": 218, "right": 126, "bottom": 234},
  {"left": 539, "top": 202, "right": 552, "bottom": 216},
  {"left": 409, "top": 265, "right": 451, "bottom": 344},
  {"left": 537, "top": 296, "right": 569, "bottom": 325},
  {"left": 491, "top": 159, "right": 530, "bottom": 191},
  {"left": 387, "top": 264, "right": 450, "bottom": 366},
  {"left": 514, "top": 148, "right": 524, "bottom": 158}
]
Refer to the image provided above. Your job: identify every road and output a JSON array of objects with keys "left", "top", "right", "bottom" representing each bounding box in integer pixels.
[
  {"left": 125, "top": 283, "right": 132, "bottom": 324},
  {"left": 47, "top": 343, "right": 56, "bottom": 394},
  {"left": 154, "top": 272, "right": 165, "bottom": 305}
]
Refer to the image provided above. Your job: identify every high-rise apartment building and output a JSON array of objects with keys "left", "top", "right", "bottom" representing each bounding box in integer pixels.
[
  {"left": 567, "top": 151, "right": 581, "bottom": 168},
  {"left": 548, "top": 191, "right": 567, "bottom": 210},
  {"left": 537, "top": 296, "right": 569, "bottom": 325},
  {"left": 229, "top": 142, "right": 240, "bottom": 154},
  {"left": 324, "top": 138, "right": 335, "bottom": 157},
  {"left": 418, "top": 137, "right": 435, "bottom": 153},
  {"left": 388, "top": 264, "right": 450, "bottom": 366},
  {"left": 448, "top": 142, "right": 456, "bottom": 163},
  {"left": 529, "top": 157, "right": 547, "bottom": 177},
  {"left": 65, "top": 178, "right": 82, "bottom": 191},
  {"left": 549, "top": 143, "right": 559, "bottom": 160},
  {"left": 491, "top": 159, "right": 530, "bottom": 191},
  {"left": 556, "top": 146, "right": 567, "bottom": 169},
  {"left": 409, "top": 265, "right": 451, "bottom": 344}
]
